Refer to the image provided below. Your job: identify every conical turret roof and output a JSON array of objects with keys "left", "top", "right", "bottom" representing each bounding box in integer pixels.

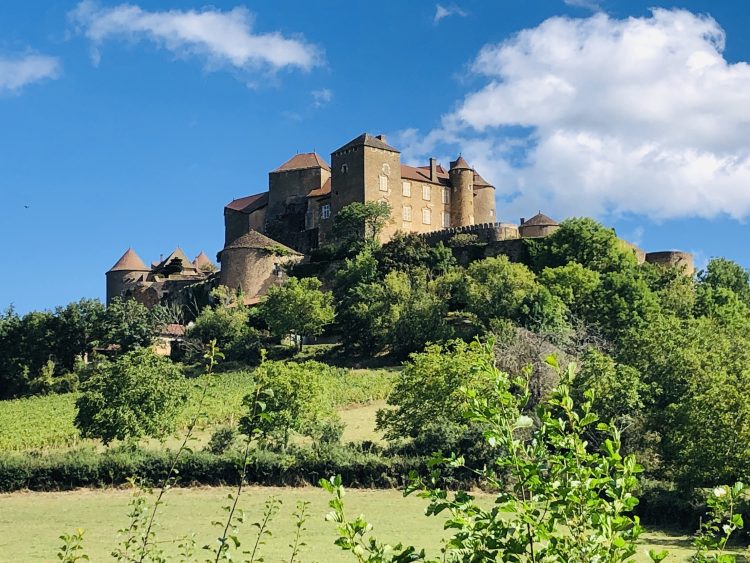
[
  {"left": 523, "top": 212, "right": 558, "bottom": 227},
  {"left": 224, "top": 230, "right": 302, "bottom": 255},
  {"left": 193, "top": 251, "right": 214, "bottom": 269},
  {"left": 450, "top": 156, "right": 471, "bottom": 170},
  {"left": 108, "top": 248, "right": 149, "bottom": 273},
  {"left": 155, "top": 247, "right": 198, "bottom": 272}
]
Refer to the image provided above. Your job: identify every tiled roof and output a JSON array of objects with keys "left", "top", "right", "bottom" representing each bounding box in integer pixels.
[
  {"left": 473, "top": 171, "right": 494, "bottom": 187},
  {"left": 225, "top": 192, "right": 269, "bottom": 213},
  {"left": 155, "top": 247, "right": 198, "bottom": 272},
  {"left": 193, "top": 251, "right": 214, "bottom": 269},
  {"left": 400, "top": 164, "right": 450, "bottom": 186},
  {"left": 273, "top": 152, "right": 330, "bottom": 173},
  {"left": 307, "top": 177, "right": 331, "bottom": 198},
  {"left": 108, "top": 248, "right": 149, "bottom": 273},
  {"left": 223, "top": 230, "right": 302, "bottom": 255},
  {"left": 523, "top": 212, "right": 559, "bottom": 227},
  {"left": 450, "top": 156, "right": 471, "bottom": 170},
  {"left": 333, "top": 133, "right": 399, "bottom": 154}
]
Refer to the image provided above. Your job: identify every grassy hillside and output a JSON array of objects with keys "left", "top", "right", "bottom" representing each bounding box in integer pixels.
[{"left": 0, "top": 367, "right": 395, "bottom": 452}]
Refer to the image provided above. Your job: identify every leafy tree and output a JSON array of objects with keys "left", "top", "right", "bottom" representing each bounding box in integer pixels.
[
  {"left": 51, "top": 298, "right": 106, "bottom": 371},
  {"left": 375, "top": 232, "right": 456, "bottom": 278},
  {"left": 698, "top": 258, "right": 750, "bottom": 305},
  {"left": 463, "top": 256, "right": 569, "bottom": 334},
  {"left": 187, "top": 299, "right": 260, "bottom": 362},
  {"left": 641, "top": 262, "right": 696, "bottom": 318},
  {"left": 102, "top": 297, "right": 157, "bottom": 353},
  {"left": 529, "top": 217, "right": 637, "bottom": 273},
  {"left": 239, "top": 360, "right": 342, "bottom": 448},
  {"left": 331, "top": 201, "right": 392, "bottom": 244},
  {"left": 375, "top": 339, "right": 494, "bottom": 440},
  {"left": 75, "top": 348, "right": 186, "bottom": 444},
  {"left": 328, "top": 347, "right": 645, "bottom": 562},
  {"left": 259, "top": 277, "right": 335, "bottom": 351},
  {"left": 538, "top": 261, "right": 600, "bottom": 318}
]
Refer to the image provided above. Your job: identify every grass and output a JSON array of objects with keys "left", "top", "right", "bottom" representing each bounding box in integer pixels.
[
  {"left": 0, "top": 367, "right": 396, "bottom": 452},
  {"left": 0, "top": 486, "right": 738, "bottom": 562}
]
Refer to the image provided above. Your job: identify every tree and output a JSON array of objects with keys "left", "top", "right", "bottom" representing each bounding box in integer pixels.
[
  {"left": 375, "top": 339, "right": 494, "bottom": 440},
  {"left": 331, "top": 201, "right": 392, "bottom": 245},
  {"left": 102, "top": 297, "right": 157, "bottom": 353},
  {"left": 529, "top": 217, "right": 637, "bottom": 273},
  {"left": 374, "top": 232, "right": 456, "bottom": 278},
  {"left": 258, "top": 277, "right": 335, "bottom": 351},
  {"left": 75, "top": 348, "right": 186, "bottom": 444},
  {"left": 698, "top": 258, "right": 750, "bottom": 305},
  {"left": 51, "top": 299, "right": 106, "bottom": 371},
  {"left": 463, "top": 256, "right": 569, "bottom": 334},
  {"left": 187, "top": 299, "right": 259, "bottom": 362},
  {"left": 239, "top": 360, "right": 342, "bottom": 448},
  {"left": 538, "top": 262, "right": 600, "bottom": 318}
]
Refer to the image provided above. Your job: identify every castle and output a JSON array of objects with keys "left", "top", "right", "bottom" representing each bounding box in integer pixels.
[{"left": 106, "top": 132, "right": 694, "bottom": 306}]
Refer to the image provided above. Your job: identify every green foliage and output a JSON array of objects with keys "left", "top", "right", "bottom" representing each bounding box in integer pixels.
[
  {"left": 538, "top": 261, "right": 600, "bottom": 317},
  {"left": 375, "top": 340, "right": 493, "bottom": 440},
  {"left": 332, "top": 201, "right": 392, "bottom": 244},
  {"left": 529, "top": 217, "right": 637, "bottom": 273},
  {"left": 57, "top": 528, "right": 89, "bottom": 562},
  {"left": 101, "top": 296, "right": 158, "bottom": 353},
  {"left": 375, "top": 232, "right": 456, "bottom": 278},
  {"left": 692, "top": 483, "right": 749, "bottom": 562},
  {"left": 258, "top": 277, "right": 335, "bottom": 350},
  {"left": 187, "top": 298, "right": 260, "bottom": 362},
  {"left": 74, "top": 349, "right": 187, "bottom": 444},
  {"left": 240, "top": 360, "right": 343, "bottom": 448},
  {"left": 698, "top": 258, "right": 750, "bottom": 305},
  {"left": 326, "top": 347, "right": 647, "bottom": 562},
  {"left": 463, "top": 255, "right": 570, "bottom": 334}
]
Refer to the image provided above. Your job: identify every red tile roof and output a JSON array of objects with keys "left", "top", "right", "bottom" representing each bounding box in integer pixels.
[
  {"left": 193, "top": 251, "right": 214, "bottom": 269},
  {"left": 400, "top": 164, "right": 450, "bottom": 186},
  {"left": 307, "top": 177, "right": 331, "bottom": 198},
  {"left": 108, "top": 248, "right": 149, "bottom": 273},
  {"left": 273, "top": 152, "right": 330, "bottom": 173},
  {"left": 225, "top": 191, "right": 269, "bottom": 213}
]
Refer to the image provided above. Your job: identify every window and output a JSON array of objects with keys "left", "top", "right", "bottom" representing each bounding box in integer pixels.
[
  {"left": 442, "top": 187, "right": 450, "bottom": 204},
  {"left": 341, "top": 164, "right": 348, "bottom": 174},
  {"left": 422, "top": 185, "right": 431, "bottom": 201},
  {"left": 403, "top": 206, "right": 412, "bottom": 222},
  {"left": 379, "top": 175, "right": 388, "bottom": 192},
  {"left": 402, "top": 181, "right": 411, "bottom": 197},
  {"left": 422, "top": 208, "right": 431, "bottom": 225},
  {"left": 382, "top": 163, "right": 391, "bottom": 176},
  {"left": 442, "top": 211, "right": 450, "bottom": 228},
  {"left": 320, "top": 204, "right": 331, "bottom": 220}
]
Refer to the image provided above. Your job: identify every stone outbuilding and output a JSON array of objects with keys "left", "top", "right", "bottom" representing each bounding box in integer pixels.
[{"left": 519, "top": 212, "right": 560, "bottom": 238}]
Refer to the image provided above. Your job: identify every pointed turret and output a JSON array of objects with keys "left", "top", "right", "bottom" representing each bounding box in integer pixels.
[
  {"left": 193, "top": 251, "right": 215, "bottom": 271},
  {"left": 449, "top": 155, "right": 475, "bottom": 226},
  {"left": 106, "top": 248, "right": 150, "bottom": 305}
]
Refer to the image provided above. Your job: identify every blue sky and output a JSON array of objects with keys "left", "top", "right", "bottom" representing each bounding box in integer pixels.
[{"left": 3, "top": 0, "right": 750, "bottom": 313}]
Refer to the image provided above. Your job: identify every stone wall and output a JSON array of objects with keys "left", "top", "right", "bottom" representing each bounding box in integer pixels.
[
  {"left": 220, "top": 247, "right": 303, "bottom": 298},
  {"left": 645, "top": 251, "right": 695, "bottom": 275},
  {"left": 420, "top": 222, "right": 521, "bottom": 246}
]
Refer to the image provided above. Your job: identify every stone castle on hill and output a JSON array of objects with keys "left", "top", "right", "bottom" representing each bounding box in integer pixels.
[{"left": 106, "top": 132, "right": 694, "bottom": 306}]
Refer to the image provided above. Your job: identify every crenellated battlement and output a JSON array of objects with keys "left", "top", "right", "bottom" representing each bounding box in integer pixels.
[{"left": 419, "top": 222, "right": 521, "bottom": 245}]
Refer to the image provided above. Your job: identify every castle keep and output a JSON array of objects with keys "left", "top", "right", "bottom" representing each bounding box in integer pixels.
[
  {"left": 106, "top": 131, "right": 694, "bottom": 306},
  {"left": 223, "top": 133, "right": 496, "bottom": 253}
]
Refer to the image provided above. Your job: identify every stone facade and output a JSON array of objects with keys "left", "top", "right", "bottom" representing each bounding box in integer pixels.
[{"left": 223, "top": 132, "right": 496, "bottom": 252}]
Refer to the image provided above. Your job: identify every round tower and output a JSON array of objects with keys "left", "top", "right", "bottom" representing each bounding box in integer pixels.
[
  {"left": 472, "top": 171, "right": 496, "bottom": 224},
  {"left": 449, "top": 156, "right": 474, "bottom": 226},
  {"left": 220, "top": 231, "right": 303, "bottom": 298},
  {"left": 106, "top": 248, "right": 150, "bottom": 304}
]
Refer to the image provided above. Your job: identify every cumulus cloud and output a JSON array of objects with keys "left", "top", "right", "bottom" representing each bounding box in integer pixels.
[
  {"left": 400, "top": 9, "right": 750, "bottom": 222},
  {"left": 0, "top": 53, "right": 61, "bottom": 93},
  {"left": 434, "top": 4, "right": 467, "bottom": 24},
  {"left": 69, "top": 1, "right": 321, "bottom": 73},
  {"left": 312, "top": 88, "right": 332, "bottom": 107}
]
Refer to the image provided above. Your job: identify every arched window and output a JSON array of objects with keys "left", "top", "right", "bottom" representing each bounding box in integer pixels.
[{"left": 341, "top": 163, "right": 348, "bottom": 174}]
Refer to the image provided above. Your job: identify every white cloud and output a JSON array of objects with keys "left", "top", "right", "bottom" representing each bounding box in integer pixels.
[
  {"left": 0, "top": 54, "right": 61, "bottom": 93},
  {"left": 563, "top": 0, "right": 601, "bottom": 12},
  {"left": 434, "top": 4, "right": 467, "bottom": 24},
  {"left": 400, "top": 9, "right": 750, "bottom": 222},
  {"left": 69, "top": 1, "right": 321, "bottom": 74},
  {"left": 312, "top": 88, "right": 332, "bottom": 108}
]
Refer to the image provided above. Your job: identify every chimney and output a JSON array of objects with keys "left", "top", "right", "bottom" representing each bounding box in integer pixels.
[
  {"left": 376, "top": 134, "right": 387, "bottom": 143},
  {"left": 520, "top": 218, "right": 525, "bottom": 225},
  {"left": 429, "top": 157, "right": 437, "bottom": 181}
]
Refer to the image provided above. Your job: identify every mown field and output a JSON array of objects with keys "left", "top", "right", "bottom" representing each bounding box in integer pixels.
[
  {"left": 0, "top": 486, "right": 731, "bottom": 562},
  {"left": 0, "top": 368, "right": 395, "bottom": 452}
]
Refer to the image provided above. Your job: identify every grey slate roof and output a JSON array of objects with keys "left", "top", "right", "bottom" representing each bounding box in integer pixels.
[
  {"left": 223, "top": 230, "right": 302, "bottom": 255},
  {"left": 332, "top": 133, "right": 400, "bottom": 154}
]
